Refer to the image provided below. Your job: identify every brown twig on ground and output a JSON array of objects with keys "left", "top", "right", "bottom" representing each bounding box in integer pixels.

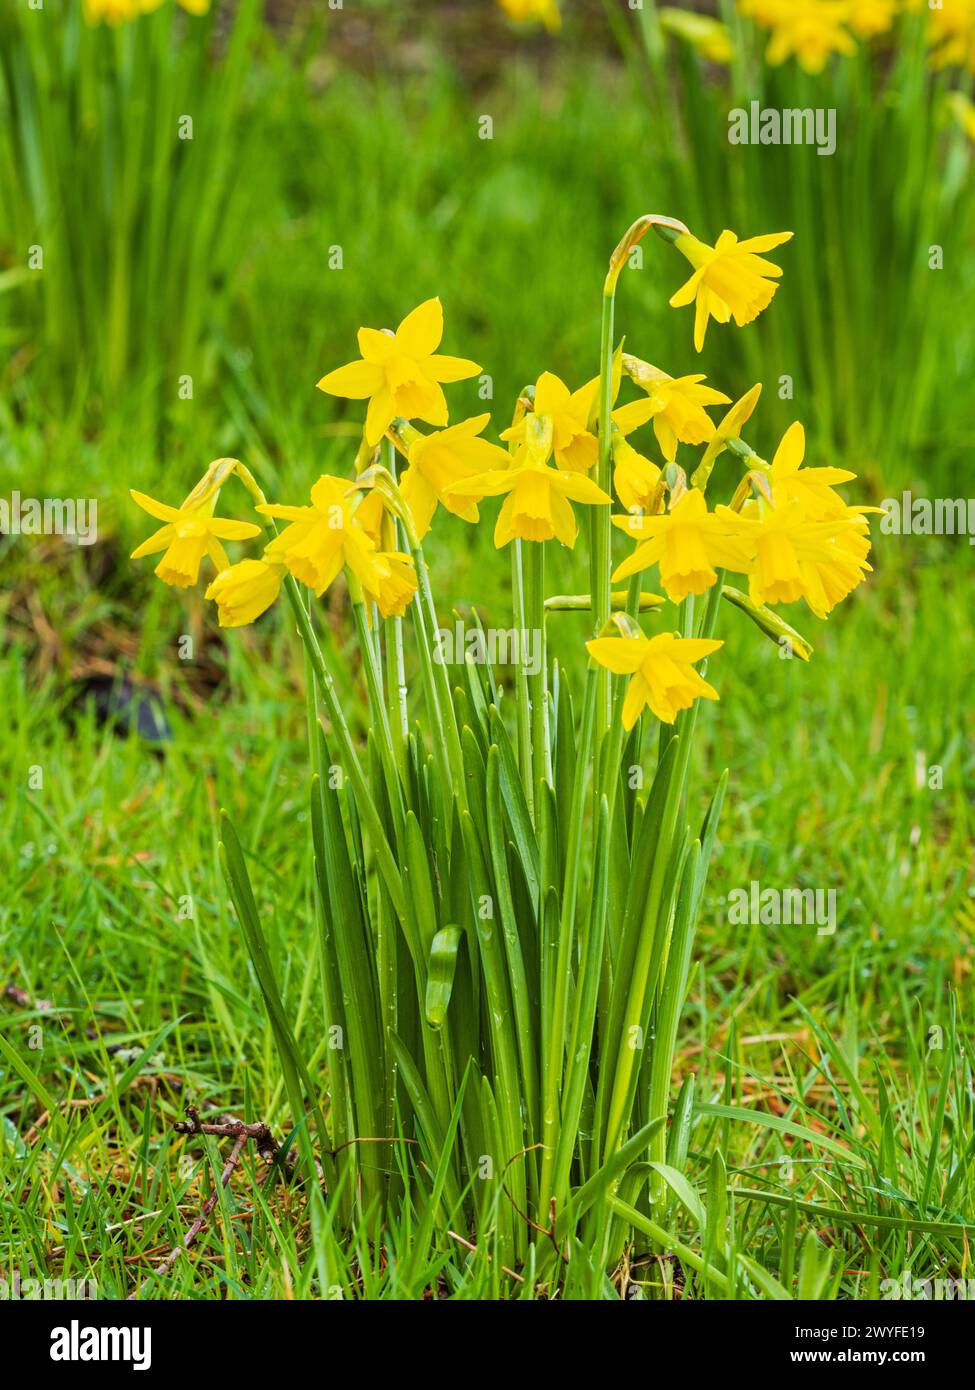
[
  {"left": 151, "top": 1131, "right": 250, "bottom": 1283},
  {"left": 499, "top": 1144, "right": 566, "bottom": 1263},
  {"left": 447, "top": 1230, "right": 524, "bottom": 1283},
  {"left": 174, "top": 1105, "right": 282, "bottom": 1166}
]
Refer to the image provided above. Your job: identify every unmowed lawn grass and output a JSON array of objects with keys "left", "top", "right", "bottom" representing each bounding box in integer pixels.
[
  {"left": 1, "top": 530, "right": 971, "bottom": 1297},
  {"left": 2, "top": 4, "right": 973, "bottom": 1299}
]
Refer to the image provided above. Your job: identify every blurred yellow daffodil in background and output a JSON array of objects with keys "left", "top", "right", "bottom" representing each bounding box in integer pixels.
[
  {"left": 928, "top": 0, "right": 975, "bottom": 73},
  {"left": 741, "top": 0, "right": 857, "bottom": 72},
  {"left": 84, "top": 0, "right": 209, "bottom": 24},
  {"left": 497, "top": 0, "right": 562, "bottom": 32},
  {"left": 659, "top": 7, "right": 735, "bottom": 63},
  {"left": 845, "top": 0, "right": 899, "bottom": 40}
]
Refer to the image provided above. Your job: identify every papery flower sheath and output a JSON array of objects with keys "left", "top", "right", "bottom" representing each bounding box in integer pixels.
[
  {"left": 587, "top": 631, "right": 723, "bottom": 727},
  {"left": 317, "top": 298, "right": 481, "bottom": 446}
]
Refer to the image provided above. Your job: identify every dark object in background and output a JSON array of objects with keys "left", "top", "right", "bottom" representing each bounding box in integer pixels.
[{"left": 73, "top": 674, "right": 173, "bottom": 744}]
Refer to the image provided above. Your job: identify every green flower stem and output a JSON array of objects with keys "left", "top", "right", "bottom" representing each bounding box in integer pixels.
[
  {"left": 512, "top": 540, "right": 535, "bottom": 820},
  {"left": 401, "top": 521, "right": 469, "bottom": 818},
  {"left": 524, "top": 539, "right": 551, "bottom": 825},
  {"left": 539, "top": 659, "right": 598, "bottom": 1216},
  {"left": 382, "top": 436, "right": 409, "bottom": 773},
  {"left": 545, "top": 590, "right": 663, "bottom": 613},
  {"left": 351, "top": 599, "right": 406, "bottom": 841},
  {"left": 282, "top": 573, "right": 406, "bottom": 921},
  {"left": 592, "top": 287, "right": 616, "bottom": 738}
]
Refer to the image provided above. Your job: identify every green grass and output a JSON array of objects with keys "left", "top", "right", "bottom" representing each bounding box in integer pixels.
[
  {"left": 2, "top": 534, "right": 971, "bottom": 1298},
  {"left": 2, "top": 1, "right": 974, "bottom": 1299}
]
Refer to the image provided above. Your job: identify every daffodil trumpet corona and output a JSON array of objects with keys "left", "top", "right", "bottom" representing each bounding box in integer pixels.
[{"left": 130, "top": 223, "right": 874, "bottom": 1270}]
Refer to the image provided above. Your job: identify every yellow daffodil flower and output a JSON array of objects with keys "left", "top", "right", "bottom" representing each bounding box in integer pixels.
[
  {"left": 720, "top": 500, "right": 873, "bottom": 618},
  {"left": 130, "top": 489, "right": 260, "bottom": 589},
  {"left": 612, "top": 487, "right": 753, "bottom": 602},
  {"left": 84, "top": 0, "right": 208, "bottom": 24},
  {"left": 613, "top": 435, "right": 662, "bottom": 515},
  {"left": 363, "top": 551, "right": 418, "bottom": 619},
  {"left": 762, "top": 421, "right": 857, "bottom": 519},
  {"left": 659, "top": 8, "right": 734, "bottom": 63},
  {"left": 258, "top": 475, "right": 381, "bottom": 594},
  {"left": 693, "top": 383, "right": 763, "bottom": 489},
  {"left": 623, "top": 354, "right": 731, "bottom": 462},
  {"left": 845, "top": 0, "right": 898, "bottom": 39},
  {"left": 929, "top": 1, "right": 975, "bottom": 73},
  {"left": 670, "top": 229, "right": 793, "bottom": 352},
  {"left": 587, "top": 631, "right": 723, "bottom": 727},
  {"left": 447, "top": 455, "right": 611, "bottom": 547},
  {"left": 399, "top": 415, "right": 511, "bottom": 538},
  {"left": 352, "top": 489, "right": 390, "bottom": 552},
  {"left": 762, "top": 1, "right": 857, "bottom": 73},
  {"left": 947, "top": 91, "right": 975, "bottom": 143},
  {"left": 737, "top": 1, "right": 790, "bottom": 23},
  {"left": 502, "top": 372, "right": 601, "bottom": 473},
  {"left": 205, "top": 558, "right": 286, "bottom": 628},
  {"left": 317, "top": 298, "right": 481, "bottom": 447},
  {"left": 497, "top": 0, "right": 562, "bottom": 32}
]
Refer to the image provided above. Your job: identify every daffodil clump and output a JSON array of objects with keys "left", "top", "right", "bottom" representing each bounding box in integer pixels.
[
  {"left": 509, "top": 0, "right": 975, "bottom": 81},
  {"left": 740, "top": 0, "right": 975, "bottom": 74},
  {"left": 132, "top": 215, "right": 873, "bottom": 1275}
]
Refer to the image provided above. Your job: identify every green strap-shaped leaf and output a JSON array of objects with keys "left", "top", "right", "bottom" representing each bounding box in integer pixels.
[{"left": 425, "top": 925, "right": 462, "bottom": 1029}]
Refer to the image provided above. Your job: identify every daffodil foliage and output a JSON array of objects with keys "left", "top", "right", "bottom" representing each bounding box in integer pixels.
[{"left": 131, "top": 218, "right": 875, "bottom": 1277}]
